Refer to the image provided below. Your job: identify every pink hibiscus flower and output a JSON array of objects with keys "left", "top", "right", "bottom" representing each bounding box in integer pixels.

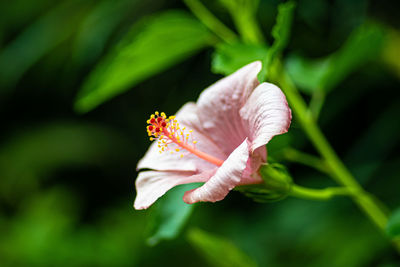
[{"left": 134, "top": 61, "right": 291, "bottom": 209}]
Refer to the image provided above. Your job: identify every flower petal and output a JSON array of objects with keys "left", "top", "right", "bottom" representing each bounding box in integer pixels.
[
  {"left": 242, "top": 145, "right": 266, "bottom": 183},
  {"left": 137, "top": 103, "right": 226, "bottom": 172},
  {"left": 134, "top": 169, "right": 216, "bottom": 210},
  {"left": 196, "top": 61, "right": 262, "bottom": 155},
  {"left": 183, "top": 139, "right": 250, "bottom": 204},
  {"left": 240, "top": 82, "right": 292, "bottom": 152}
]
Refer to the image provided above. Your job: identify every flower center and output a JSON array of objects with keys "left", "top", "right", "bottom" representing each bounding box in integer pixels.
[{"left": 146, "top": 111, "right": 224, "bottom": 166}]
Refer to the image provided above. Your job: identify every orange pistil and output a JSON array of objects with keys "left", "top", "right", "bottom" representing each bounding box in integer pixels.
[{"left": 146, "top": 111, "right": 224, "bottom": 166}]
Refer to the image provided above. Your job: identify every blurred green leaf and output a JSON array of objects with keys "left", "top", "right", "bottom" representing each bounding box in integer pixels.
[
  {"left": 0, "top": 122, "right": 132, "bottom": 201},
  {"left": 0, "top": 189, "right": 146, "bottom": 266},
  {"left": 286, "top": 22, "right": 386, "bottom": 94},
  {"left": 72, "top": 0, "right": 139, "bottom": 67},
  {"left": 218, "top": 0, "right": 265, "bottom": 44},
  {"left": 75, "top": 10, "right": 215, "bottom": 113},
  {"left": 260, "top": 1, "right": 296, "bottom": 81},
  {"left": 0, "top": 1, "right": 89, "bottom": 90},
  {"left": 386, "top": 208, "right": 400, "bottom": 238},
  {"left": 146, "top": 183, "right": 200, "bottom": 246},
  {"left": 382, "top": 27, "right": 400, "bottom": 79},
  {"left": 211, "top": 42, "right": 268, "bottom": 75},
  {"left": 0, "top": 0, "right": 54, "bottom": 36},
  {"left": 187, "top": 228, "right": 258, "bottom": 267},
  {"left": 284, "top": 55, "right": 331, "bottom": 94}
]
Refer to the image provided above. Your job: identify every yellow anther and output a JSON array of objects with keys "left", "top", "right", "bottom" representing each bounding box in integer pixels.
[
  {"left": 155, "top": 111, "right": 159, "bottom": 115},
  {"left": 161, "top": 112, "right": 166, "bottom": 117},
  {"left": 150, "top": 137, "right": 154, "bottom": 141},
  {"left": 151, "top": 114, "right": 155, "bottom": 118},
  {"left": 175, "top": 148, "right": 180, "bottom": 152},
  {"left": 193, "top": 141, "right": 197, "bottom": 144},
  {"left": 180, "top": 154, "right": 184, "bottom": 158},
  {"left": 189, "top": 130, "right": 193, "bottom": 133}
]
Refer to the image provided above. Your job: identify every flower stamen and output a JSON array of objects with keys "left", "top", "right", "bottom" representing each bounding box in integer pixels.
[{"left": 146, "top": 112, "right": 224, "bottom": 166}]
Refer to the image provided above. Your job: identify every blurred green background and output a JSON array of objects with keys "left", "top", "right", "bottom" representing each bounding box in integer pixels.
[{"left": 0, "top": 0, "right": 399, "bottom": 266}]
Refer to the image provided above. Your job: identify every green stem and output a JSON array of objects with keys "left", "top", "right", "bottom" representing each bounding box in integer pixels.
[
  {"left": 281, "top": 148, "right": 330, "bottom": 174},
  {"left": 290, "top": 184, "right": 356, "bottom": 201},
  {"left": 309, "top": 90, "right": 326, "bottom": 120},
  {"left": 183, "top": 0, "right": 237, "bottom": 43},
  {"left": 274, "top": 62, "right": 400, "bottom": 252},
  {"left": 224, "top": 0, "right": 265, "bottom": 44},
  {"left": 231, "top": 11, "right": 265, "bottom": 44}
]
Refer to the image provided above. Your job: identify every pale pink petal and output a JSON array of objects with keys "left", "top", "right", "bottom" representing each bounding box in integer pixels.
[
  {"left": 137, "top": 141, "right": 197, "bottom": 171},
  {"left": 137, "top": 103, "right": 226, "bottom": 172},
  {"left": 134, "top": 169, "right": 216, "bottom": 210},
  {"left": 175, "top": 102, "right": 227, "bottom": 161},
  {"left": 242, "top": 145, "right": 266, "bottom": 183},
  {"left": 196, "top": 61, "right": 262, "bottom": 155},
  {"left": 240, "top": 82, "right": 291, "bottom": 152},
  {"left": 183, "top": 139, "right": 250, "bottom": 204}
]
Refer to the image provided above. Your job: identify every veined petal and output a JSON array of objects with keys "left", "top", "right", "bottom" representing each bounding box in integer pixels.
[
  {"left": 196, "top": 61, "right": 262, "bottom": 155},
  {"left": 183, "top": 139, "right": 250, "bottom": 204},
  {"left": 240, "top": 83, "right": 291, "bottom": 152},
  {"left": 242, "top": 145, "right": 266, "bottom": 183},
  {"left": 134, "top": 169, "right": 215, "bottom": 210},
  {"left": 137, "top": 103, "right": 226, "bottom": 172},
  {"left": 137, "top": 141, "right": 197, "bottom": 171},
  {"left": 176, "top": 103, "right": 227, "bottom": 160}
]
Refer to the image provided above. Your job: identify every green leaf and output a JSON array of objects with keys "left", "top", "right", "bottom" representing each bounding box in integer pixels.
[
  {"left": 270, "top": 1, "right": 296, "bottom": 57},
  {"left": 72, "top": 0, "right": 140, "bottom": 66},
  {"left": 0, "top": 1, "right": 89, "bottom": 90},
  {"left": 75, "top": 10, "right": 215, "bottom": 113},
  {"left": 284, "top": 55, "right": 331, "bottom": 94},
  {"left": 286, "top": 22, "right": 386, "bottom": 94},
  {"left": 218, "top": 0, "right": 265, "bottom": 44},
  {"left": 0, "top": 122, "right": 132, "bottom": 201},
  {"left": 260, "top": 1, "right": 296, "bottom": 81},
  {"left": 146, "top": 183, "right": 200, "bottom": 246},
  {"left": 386, "top": 208, "right": 400, "bottom": 238},
  {"left": 211, "top": 42, "right": 268, "bottom": 75},
  {"left": 186, "top": 228, "right": 258, "bottom": 267},
  {"left": 382, "top": 27, "right": 400, "bottom": 79}
]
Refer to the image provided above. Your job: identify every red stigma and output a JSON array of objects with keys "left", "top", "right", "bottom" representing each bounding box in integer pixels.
[
  {"left": 155, "top": 127, "right": 161, "bottom": 132},
  {"left": 150, "top": 118, "right": 156, "bottom": 124},
  {"left": 157, "top": 117, "right": 163, "bottom": 123},
  {"left": 148, "top": 125, "right": 154, "bottom": 131},
  {"left": 161, "top": 122, "right": 167, "bottom": 127}
]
